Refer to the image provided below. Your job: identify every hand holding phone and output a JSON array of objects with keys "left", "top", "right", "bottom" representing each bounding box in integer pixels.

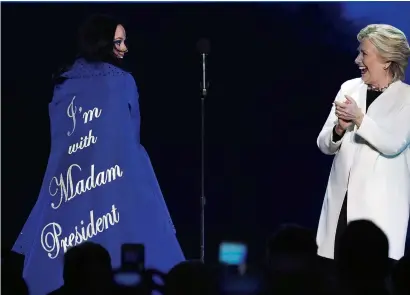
[{"left": 114, "top": 244, "right": 145, "bottom": 287}]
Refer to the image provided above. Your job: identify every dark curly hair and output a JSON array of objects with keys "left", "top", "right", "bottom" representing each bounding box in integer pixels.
[
  {"left": 77, "top": 14, "right": 123, "bottom": 65},
  {"left": 52, "top": 14, "right": 124, "bottom": 85}
]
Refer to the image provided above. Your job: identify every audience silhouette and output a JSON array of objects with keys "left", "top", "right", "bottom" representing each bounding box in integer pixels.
[
  {"left": 391, "top": 254, "right": 410, "bottom": 295},
  {"left": 336, "top": 220, "right": 390, "bottom": 295},
  {"left": 4, "top": 220, "right": 409, "bottom": 295},
  {"left": 47, "top": 242, "right": 115, "bottom": 295},
  {"left": 165, "top": 260, "right": 218, "bottom": 295}
]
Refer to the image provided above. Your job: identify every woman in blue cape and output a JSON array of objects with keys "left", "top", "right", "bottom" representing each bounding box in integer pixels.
[{"left": 12, "top": 15, "right": 185, "bottom": 294}]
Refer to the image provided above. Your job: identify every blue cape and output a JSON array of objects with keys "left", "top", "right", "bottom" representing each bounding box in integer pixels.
[{"left": 13, "top": 59, "right": 185, "bottom": 294}]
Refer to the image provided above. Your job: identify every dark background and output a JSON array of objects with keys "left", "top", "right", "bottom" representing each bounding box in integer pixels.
[{"left": 1, "top": 2, "right": 404, "bottom": 263}]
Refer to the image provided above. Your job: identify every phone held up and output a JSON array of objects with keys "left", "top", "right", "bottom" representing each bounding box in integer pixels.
[
  {"left": 218, "top": 241, "right": 262, "bottom": 295},
  {"left": 114, "top": 243, "right": 145, "bottom": 287}
]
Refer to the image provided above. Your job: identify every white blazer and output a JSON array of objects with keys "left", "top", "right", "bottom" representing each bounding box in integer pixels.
[{"left": 316, "top": 78, "right": 410, "bottom": 260}]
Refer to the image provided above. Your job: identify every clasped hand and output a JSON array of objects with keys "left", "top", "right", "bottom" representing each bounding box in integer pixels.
[{"left": 334, "top": 95, "right": 363, "bottom": 125}]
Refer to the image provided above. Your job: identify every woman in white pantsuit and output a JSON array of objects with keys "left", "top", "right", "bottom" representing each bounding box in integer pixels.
[{"left": 316, "top": 24, "right": 410, "bottom": 261}]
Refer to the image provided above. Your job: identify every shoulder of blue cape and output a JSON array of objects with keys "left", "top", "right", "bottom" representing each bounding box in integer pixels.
[
  {"left": 48, "top": 59, "right": 139, "bottom": 139},
  {"left": 54, "top": 59, "right": 138, "bottom": 94},
  {"left": 51, "top": 59, "right": 138, "bottom": 106},
  {"left": 61, "top": 58, "right": 132, "bottom": 80}
]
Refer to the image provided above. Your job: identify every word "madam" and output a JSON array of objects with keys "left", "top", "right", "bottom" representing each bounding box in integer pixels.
[{"left": 49, "top": 164, "right": 123, "bottom": 210}]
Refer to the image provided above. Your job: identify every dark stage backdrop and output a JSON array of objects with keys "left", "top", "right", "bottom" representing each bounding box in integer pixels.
[{"left": 1, "top": 2, "right": 386, "bottom": 263}]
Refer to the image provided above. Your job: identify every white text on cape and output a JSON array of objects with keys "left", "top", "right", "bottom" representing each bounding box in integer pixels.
[
  {"left": 41, "top": 204, "right": 120, "bottom": 259},
  {"left": 49, "top": 164, "right": 123, "bottom": 210}
]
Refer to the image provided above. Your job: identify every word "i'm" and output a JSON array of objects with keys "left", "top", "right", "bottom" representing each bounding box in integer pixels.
[{"left": 67, "top": 96, "right": 102, "bottom": 154}]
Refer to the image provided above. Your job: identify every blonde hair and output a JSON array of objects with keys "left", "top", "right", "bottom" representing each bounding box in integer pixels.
[{"left": 357, "top": 24, "right": 410, "bottom": 81}]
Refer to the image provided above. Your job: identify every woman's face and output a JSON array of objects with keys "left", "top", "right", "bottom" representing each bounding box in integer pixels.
[
  {"left": 355, "top": 38, "right": 390, "bottom": 86},
  {"left": 113, "top": 24, "right": 128, "bottom": 59}
]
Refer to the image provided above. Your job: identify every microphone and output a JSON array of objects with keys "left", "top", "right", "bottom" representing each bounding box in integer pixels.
[
  {"left": 197, "top": 38, "right": 210, "bottom": 98},
  {"left": 196, "top": 38, "right": 210, "bottom": 263}
]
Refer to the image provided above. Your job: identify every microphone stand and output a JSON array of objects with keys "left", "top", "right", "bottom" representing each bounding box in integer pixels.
[{"left": 198, "top": 41, "right": 209, "bottom": 263}]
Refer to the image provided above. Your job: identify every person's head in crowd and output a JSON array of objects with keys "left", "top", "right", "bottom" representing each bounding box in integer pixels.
[
  {"left": 391, "top": 254, "right": 410, "bottom": 295},
  {"left": 63, "top": 242, "right": 113, "bottom": 292},
  {"left": 2, "top": 252, "right": 29, "bottom": 295},
  {"left": 2, "top": 271, "right": 29, "bottom": 295},
  {"left": 262, "top": 224, "right": 332, "bottom": 295},
  {"left": 336, "top": 220, "right": 389, "bottom": 288},
  {"left": 165, "top": 260, "right": 218, "bottom": 295}
]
